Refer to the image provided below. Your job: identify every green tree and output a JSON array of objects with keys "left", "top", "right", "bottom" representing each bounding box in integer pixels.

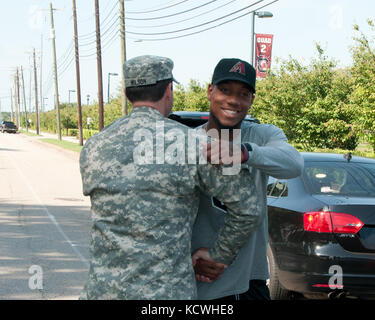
[
  {"left": 252, "top": 45, "right": 358, "bottom": 150},
  {"left": 60, "top": 103, "right": 78, "bottom": 135},
  {"left": 173, "top": 79, "right": 209, "bottom": 111},
  {"left": 350, "top": 19, "right": 375, "bottom": 150}
]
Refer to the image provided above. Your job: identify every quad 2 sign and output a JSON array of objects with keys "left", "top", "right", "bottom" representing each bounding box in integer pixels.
[{"left": 255, "top": 34, "right": 274, "bottom": 78}]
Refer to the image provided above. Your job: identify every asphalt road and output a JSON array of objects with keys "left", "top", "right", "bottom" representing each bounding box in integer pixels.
[{"left": 0, "top": 132, "right": 91, "bottom": 299}]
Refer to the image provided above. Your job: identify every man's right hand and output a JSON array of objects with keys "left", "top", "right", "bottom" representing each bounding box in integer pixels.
[
  {"left": 201, "top": 141, "right": 243, "bottom": 166},
  {"left": 194, "top": 258, "right": 227, "bottom": 282},
  {"left": 192, "top": 247, "right": 227, "bottom": 283}
]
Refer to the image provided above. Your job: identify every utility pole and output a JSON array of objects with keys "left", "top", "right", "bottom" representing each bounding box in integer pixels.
[
  {"left": 40, "top": 35, "right": 43, "bottom": 118},
  {"left": 10, "top": 88, "right": 14, "bottom": 122},
  {"left": 50, "top": 2, "right": 62, "bottom": 140},
  {"left": 29, "top": 60, "right": 32, "bottom": 114},
  {"left": 120, "top": 0, "right": 128, "bottom": 116},
  {"left": 72, "top": 0, "right": 83, "bottom": 146},
  {"left": 20, "top": 66, "right": 29, "bottom": 132},
  {"left": 95, "top": 0, "right": 104, "bottom": 131},
  {"left": 15, "top": 69, "right": 20, "bottom": 129},
  {"left": 33, "top": 49, "right": 40, "bottom": 135}
]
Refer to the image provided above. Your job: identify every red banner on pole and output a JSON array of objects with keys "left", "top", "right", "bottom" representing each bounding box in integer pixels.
[{"left": 255, "top": 33, "right": 274, "bottom": 78}]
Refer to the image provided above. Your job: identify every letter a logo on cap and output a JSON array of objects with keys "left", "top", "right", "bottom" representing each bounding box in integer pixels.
[{"left": 229, "top": 61, "right": 245, "bottom": 75}]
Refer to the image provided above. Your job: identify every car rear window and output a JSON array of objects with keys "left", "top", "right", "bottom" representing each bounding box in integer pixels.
[{"left": 302, "top": 161, "right": 375, "bottom": 197}]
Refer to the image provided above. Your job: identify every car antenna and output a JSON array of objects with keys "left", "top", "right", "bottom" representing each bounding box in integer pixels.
[{"left": 344, "top": 152, "right": 352, "bottom": 162}]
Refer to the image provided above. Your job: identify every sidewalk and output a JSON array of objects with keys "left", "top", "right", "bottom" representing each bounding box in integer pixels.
[{"left": 20, "top": 128, "right": 86, "bottom": 145}]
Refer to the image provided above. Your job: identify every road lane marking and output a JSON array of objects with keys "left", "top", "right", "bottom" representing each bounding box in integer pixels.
[{"left": 4, "top": 152, "right": 90, "bottom": 269}]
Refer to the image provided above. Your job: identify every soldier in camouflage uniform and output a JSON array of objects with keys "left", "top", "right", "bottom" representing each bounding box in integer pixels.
[{"left": 79, "top": 55, "right": 263, "bottom": 300}]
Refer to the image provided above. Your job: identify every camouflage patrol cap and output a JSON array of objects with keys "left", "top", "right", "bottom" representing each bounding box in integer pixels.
[{"left": 124, "top": 55, "right": 179, "bottom": 88}]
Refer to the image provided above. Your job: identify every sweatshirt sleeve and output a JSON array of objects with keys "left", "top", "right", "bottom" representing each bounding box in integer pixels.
[{"left": 244, "top": 124, "right": 304, "bottom": 179}]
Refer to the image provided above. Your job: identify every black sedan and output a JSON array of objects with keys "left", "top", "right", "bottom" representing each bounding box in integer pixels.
[
  {"left": 168, "top": 112, "right": 375, "bottom": 300},
  {"left": 267, "top": 152, "right": 375, "bottom": 300}
]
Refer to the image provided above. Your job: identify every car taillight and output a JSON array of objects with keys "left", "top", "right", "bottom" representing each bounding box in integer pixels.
[
  {"left": 304, "top": 211, "right": 364, "bottom": 234},
  {"left": 304, "top": 211, "right": 332, "bottom": 233},
  {"left": 330, "top": 212, "right": 364, "bottom": 234}
]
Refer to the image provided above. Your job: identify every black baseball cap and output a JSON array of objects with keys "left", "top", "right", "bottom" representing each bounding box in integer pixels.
[{"left": 211, "top": 58, "right": 256, "bottom": 93}]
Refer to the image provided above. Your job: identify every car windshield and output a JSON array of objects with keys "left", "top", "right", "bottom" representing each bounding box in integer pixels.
[{"left": 302, "top": 161, "right": 375, "bottom": 197}]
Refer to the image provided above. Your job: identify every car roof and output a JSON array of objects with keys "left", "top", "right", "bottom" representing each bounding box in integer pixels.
[
  {"left": 301, "top": 152, "right": 375, "bottom": 164},
  {"left": 169, "top": 111, "right": 259, "bottom": 123}
]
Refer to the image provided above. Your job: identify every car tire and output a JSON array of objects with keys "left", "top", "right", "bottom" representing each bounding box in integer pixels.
[{"left": 267, "top": 245, "right": 292, "bottom": 300}]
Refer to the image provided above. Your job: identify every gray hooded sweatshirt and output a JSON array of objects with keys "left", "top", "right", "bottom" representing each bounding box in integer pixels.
[{"left": 191, "top": 120, "right": 304, "bottom": 300}]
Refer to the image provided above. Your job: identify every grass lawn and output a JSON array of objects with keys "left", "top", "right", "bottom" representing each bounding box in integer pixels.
[{"left": 40, "top": 138, "right": 83, "bottom": 153}]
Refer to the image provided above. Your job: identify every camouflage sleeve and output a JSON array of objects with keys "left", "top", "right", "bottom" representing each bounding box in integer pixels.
[{"left": 196, "top": 165, "right": 263, "bottom": 265}]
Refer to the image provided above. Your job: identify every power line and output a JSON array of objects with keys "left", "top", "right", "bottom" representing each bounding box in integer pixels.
[
  {"left": 80, "top": 21, "right": 121, "bottom": 57},
  {"left": 126, "top": 0, "right": 264, "bottom": 36},
  {"left": 127, "top": 0, "right": 278, "bottom": 41},
  {"left": 79, "top": 1, "right": 118, "bottom": 40},
  {"left": 126, "top": 0, "right": 239, "bottom": 29},
  {"left": 41, "top": 0, "right": 280, "bottom": 100},
  {"left": 42, "top": 2, "right": 120, "bottom": 85},
  {"left": 127, "top": 0, "right": 190, "bottom": 14},
  {"left": 81, "top": 28, "right": 120, "bottom": 59},
  {"left": 126, "top": 0, "right": 220, "bottom": 21},
  {"left": 80, "top": 11, "right": 120, "bottom": 47}
]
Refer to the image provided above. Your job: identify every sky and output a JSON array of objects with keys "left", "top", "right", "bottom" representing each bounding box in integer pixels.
[{"left": 0, "top": 0, "right": 374, "bottom": 113}]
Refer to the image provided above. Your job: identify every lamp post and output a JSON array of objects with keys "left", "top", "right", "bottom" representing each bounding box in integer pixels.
[
  {"left": 250, "top": 10, "right": 273, "bottom": 66},
  {"left": 69, "top": 89, "right": 76, "bottom": 104},
  {"left": 107, "top": 72, "right": 118, "bottom": 103}
]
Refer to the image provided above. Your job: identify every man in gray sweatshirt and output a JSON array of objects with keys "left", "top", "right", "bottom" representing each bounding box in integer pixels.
[{"left": 191, "top": 58, "right": 304, "bottom": 300}]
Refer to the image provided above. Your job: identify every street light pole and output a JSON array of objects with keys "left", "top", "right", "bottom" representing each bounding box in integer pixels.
[
  {"left": 69, "top": 89, "right": 76, "bottom": 104},
  {"left": 107, "top": 72, "right": 118, "bottom": 104},
  {"left": 250, "top": 11, "right": 255, "bottom": 66},
  {"left": 250, "top": 11, "right": 273, "bottom": 66}
]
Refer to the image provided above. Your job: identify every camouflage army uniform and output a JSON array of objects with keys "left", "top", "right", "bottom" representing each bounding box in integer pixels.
[{"left": 79, "top": 55, "right": 262, "bottom": 300}]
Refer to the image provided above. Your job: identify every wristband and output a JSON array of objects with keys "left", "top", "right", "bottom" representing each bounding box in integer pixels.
[
  {"left": 241, "top": 144, "right": 248, "bottom": 163},
  {"left": 243, "top": 142, "right": 252, "bottom": 152},
  {"left": 241, "top": 143, "right": 252, "bottom": 163}
]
